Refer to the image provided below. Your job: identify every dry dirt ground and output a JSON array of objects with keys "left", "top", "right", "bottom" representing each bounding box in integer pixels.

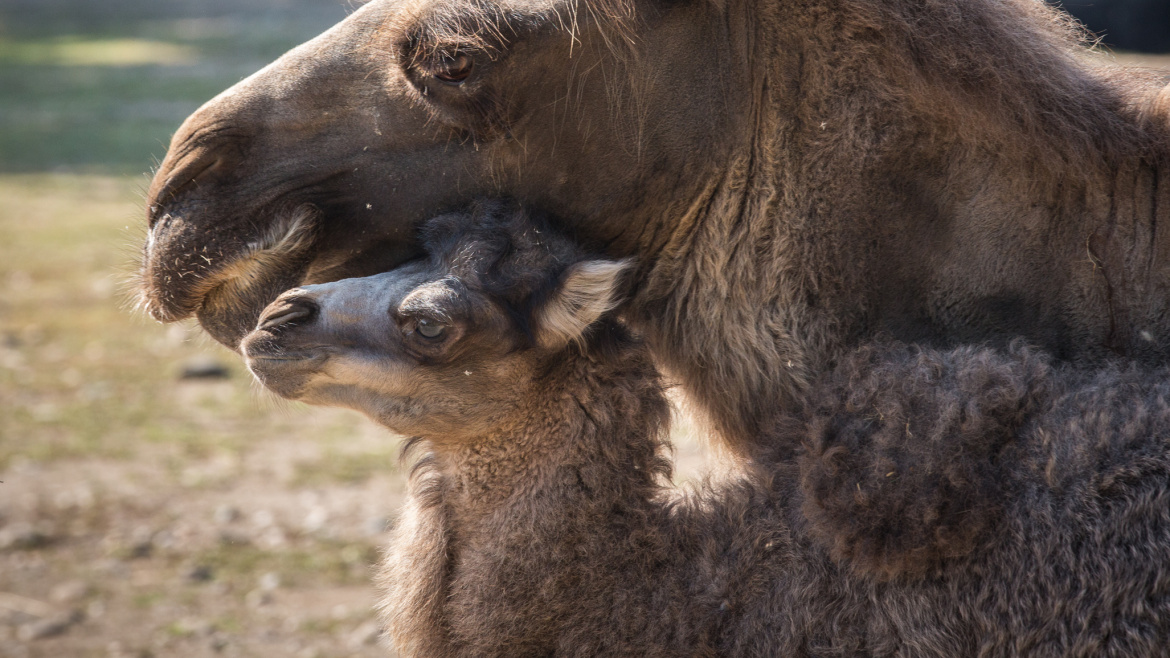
[{"left": 1, "top": 3, "right": 1167, "bottom": 655}]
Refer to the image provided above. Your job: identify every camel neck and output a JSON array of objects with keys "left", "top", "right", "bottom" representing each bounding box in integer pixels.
[
  {"left": 426, "top": 328, "right": 672, "bottom": 521},
  {"left": 625, "top": 0, "right": 1169, "bottom": 457}
]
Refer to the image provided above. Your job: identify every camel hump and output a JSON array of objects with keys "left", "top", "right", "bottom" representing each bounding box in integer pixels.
[
  {"left": 1155, "top": 80, "right": 1170, "bottom": 118},
  {"left": 796, "top": 342, "right": 1052, "bottom": 580},
  {"left": 1136, "top": 79, "right": 1170, "bottom": 138}
]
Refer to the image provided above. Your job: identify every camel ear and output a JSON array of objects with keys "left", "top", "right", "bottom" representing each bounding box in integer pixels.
[{"left": 535, "top": 259, "right": 632, "bottom": 349}]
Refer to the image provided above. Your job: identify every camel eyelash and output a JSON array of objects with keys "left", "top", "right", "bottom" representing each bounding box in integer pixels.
[{"left": 400, "top": 20, "right": 502, "bottom": 70}]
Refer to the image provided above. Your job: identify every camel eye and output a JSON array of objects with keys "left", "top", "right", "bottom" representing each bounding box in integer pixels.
[
  {"left": 431, "top": 53, "right": 473, "bottom": 84},
  {"left": 416, "top": 318, "right": 446, "bottom": 339}
]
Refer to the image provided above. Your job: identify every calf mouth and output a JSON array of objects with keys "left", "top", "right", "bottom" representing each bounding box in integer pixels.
[
  {"left": 242, "top": 336, "right": 330, "bottom": 399},
  {"left": 246, "top": 353, "right": 328, "bottom": 364}
]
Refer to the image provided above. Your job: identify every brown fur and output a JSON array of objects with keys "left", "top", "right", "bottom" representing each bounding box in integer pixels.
[
  {"left": 245, "top": 206, "right": 1170, "bottom": 656},
  {"left": 379, "top": 322, "right": 1170, "bottom": 657},
  {"left": 627, "top": 0, "right": 1170, "bottom": 455},
  {"left": 799, "top": 340, "right": 1170, "bottom": 588},
  {"left": 796, "top": 342, "right": 1051, "bottom": 579},
  {"left": 142, "top": 0, "right": 1170, "bottom": 458}
]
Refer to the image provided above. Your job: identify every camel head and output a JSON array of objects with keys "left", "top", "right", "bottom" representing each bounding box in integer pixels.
[
  {"left": 142, "top": 0, "right": 746, "bottom": 349},
  {"left": 241, "top": 200, "right": 629, "bottom": 440}
]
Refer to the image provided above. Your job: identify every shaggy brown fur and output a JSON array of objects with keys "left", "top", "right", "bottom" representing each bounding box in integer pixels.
[
  {"left": 796, "top": 342, "right": 1051, "bottom": 579},
  {"left": 244, "top": 206, "right": 1170, "bottom": 656},
  {"left": 798, "top": 340, "right": 1170, "bottom": 584},
  {"left": 143, "top": 0, "right": 1170, "bottom": 460},
  {"left": 386, "top": 331, "right": 1170, "bottom": 657}
]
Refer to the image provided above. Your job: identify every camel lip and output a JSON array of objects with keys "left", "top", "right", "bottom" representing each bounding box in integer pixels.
[
  {"left": 140, "top": 252, "right": 248, "bottom": 324},
  {"left": 145, "top": 295, "right": 198, "bottom": 323},
  {"left": 247, "top": 353, "right": 326, "bottom": 364},
  {"left": 138, "top": 213, "right": 201, "bottom": 322},
  {"left": 243, "top": 349, "right": 328, "bottom": 400},
  {"left": 241, "top": 332, "right": 332, "bottom": 365},
  {"left": 139, "top": 204, "right": 322, "bottom": 325},
  {"left": 244, "top": 348, "right": 329, "bottom": 373}
]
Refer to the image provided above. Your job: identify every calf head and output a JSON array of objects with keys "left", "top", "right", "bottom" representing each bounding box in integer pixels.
[{"left": 242, "top": 200, "right": 629, "bottom": 440}]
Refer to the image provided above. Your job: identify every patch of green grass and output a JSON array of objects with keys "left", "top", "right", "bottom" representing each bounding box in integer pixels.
[
  {"left": 0, "top": 36, "right": 198, "bottom": 67},
  {"left": 0, "top": 58, "right": 242, "bottom": 174},
  {"left": 0, "top": 3, "right": 350, "bottom": 174},
  {"left": 292, "top": 447, "right": 401, "bottom": 487},
  {"left": 196, "top": 539, "right": 376, "bottom": 589}
]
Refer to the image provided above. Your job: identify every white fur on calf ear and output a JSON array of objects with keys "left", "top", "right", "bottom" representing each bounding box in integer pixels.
[{"left": 536, "top": 259, "right": 632, "bottom": 349}]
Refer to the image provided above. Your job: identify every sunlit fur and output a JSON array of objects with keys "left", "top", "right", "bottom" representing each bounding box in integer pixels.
[{"left": 535, "top": 259, "right": 632, "bottom": 349}]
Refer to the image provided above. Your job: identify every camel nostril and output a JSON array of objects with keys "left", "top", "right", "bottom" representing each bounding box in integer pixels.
[
  {"left": 258, "top": 297, "right": 319, "bottom": 331},
  {"left": 148, "top": 148, "right": 232, "bottom": 228}
]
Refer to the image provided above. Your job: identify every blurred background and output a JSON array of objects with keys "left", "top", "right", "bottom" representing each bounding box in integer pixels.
[
  {"left": 1063, "top": 0, "right": 1170, "bottom": 53},
  {"left": 0, "top": 2, "right": 410, "bottom": 657},
  {"left": 0, "top": 0, "right": 1166, "bottom": 657}
]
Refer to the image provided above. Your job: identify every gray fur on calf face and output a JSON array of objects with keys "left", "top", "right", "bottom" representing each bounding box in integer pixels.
[{"left": 243, "top": 263, "right": 429, "bottom": 403}]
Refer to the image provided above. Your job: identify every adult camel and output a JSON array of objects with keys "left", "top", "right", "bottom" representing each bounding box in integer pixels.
[{"left": 140, "top": 0, "right": 1170, "bottom": 456}]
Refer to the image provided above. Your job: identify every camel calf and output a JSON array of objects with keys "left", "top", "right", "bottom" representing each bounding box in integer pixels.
[{"left": 243, "top": 200, "right": 1170, "bottom": 657}]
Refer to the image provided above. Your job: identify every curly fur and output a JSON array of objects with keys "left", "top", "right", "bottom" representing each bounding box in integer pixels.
[
  {"left": 372, "top": 332, "right": 1170, "bottom": 656},
  {"left": 797, "top": 343, "right": 1050, "bottom": 579},
  {"left": 628, "top": 0, "right": 1170, "bottom": 457},
  {"left": 798, "top": 341, "right": 1170, "bottom": 585}
]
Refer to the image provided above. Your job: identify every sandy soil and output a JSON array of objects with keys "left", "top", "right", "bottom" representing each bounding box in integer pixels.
[{"left": 1, "top": 397, "right": 406, "bottom": 658}]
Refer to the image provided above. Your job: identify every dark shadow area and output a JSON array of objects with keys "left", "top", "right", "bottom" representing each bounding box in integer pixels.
[{"left": 1058, "top": 0, "right": 1170, "bottom": 53}]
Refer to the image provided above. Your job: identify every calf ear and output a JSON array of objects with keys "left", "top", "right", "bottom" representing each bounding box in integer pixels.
[{"left": 535, "top": 259, "right": 632, "bottom": 350}]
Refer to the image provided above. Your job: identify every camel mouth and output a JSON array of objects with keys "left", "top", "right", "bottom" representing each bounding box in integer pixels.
[
  {"left": 242, "top": 339, "right": 329, "bottom": 399},
  {"left": 249, "top": 354, "right": 320, "bottom": 362},
  {"left": 139, "top": 205, "right": 322, "bottom": 325}
]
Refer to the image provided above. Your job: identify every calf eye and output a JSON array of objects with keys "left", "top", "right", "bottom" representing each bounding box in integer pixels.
[
  {"left": 416, "top": 318, "right": 446, "bottom": 339},
  {"left": 431, "top": 53, "right": 474, "bottom": 84}
]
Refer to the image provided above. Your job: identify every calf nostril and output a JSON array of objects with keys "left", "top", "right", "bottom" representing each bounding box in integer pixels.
[{"left": 258, "top": 297, "right": 318, "bottom": 331}]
